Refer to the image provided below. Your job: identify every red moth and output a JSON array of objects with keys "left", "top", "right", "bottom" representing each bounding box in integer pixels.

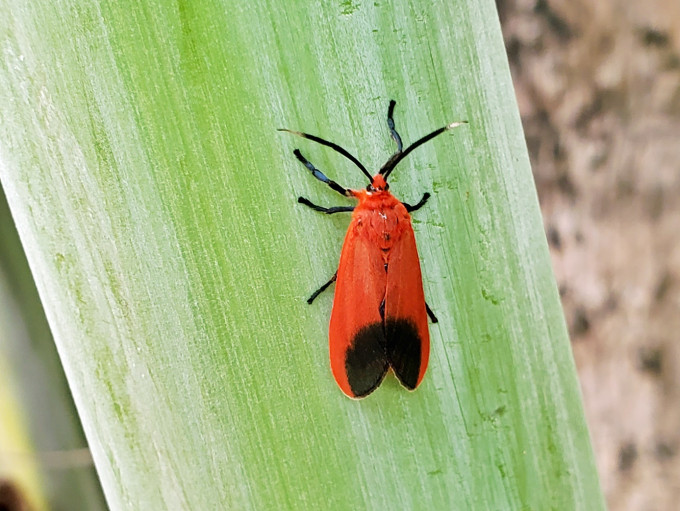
[{"left": 280, "top": 100, "right": 466, "bottom": 398}]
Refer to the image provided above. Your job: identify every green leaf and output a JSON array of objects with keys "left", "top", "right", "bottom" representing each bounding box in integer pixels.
[{"left": 0, "top": 0, "right": 604, "bottom": 509}]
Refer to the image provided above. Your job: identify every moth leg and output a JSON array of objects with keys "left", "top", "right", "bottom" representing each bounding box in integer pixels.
[
  {"left": 403, "top": 192, "right": 431, "bottom": 213},
  {"left": 425, "top": 302, "right": 438, "bottom": 323},
  {"left": 307, "top": 272, "right": 337, "bottom": 304},
  {"left": 298, "top": 197, "right": 355, "bottom": 215}
]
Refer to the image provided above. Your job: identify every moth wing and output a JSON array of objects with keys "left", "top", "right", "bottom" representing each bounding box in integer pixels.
[
  {"left": 329, "top": 225, "right": 388, "bottom": 398},
  {"left": 384, "top": 225, "right": 430, "bottom": 390}
]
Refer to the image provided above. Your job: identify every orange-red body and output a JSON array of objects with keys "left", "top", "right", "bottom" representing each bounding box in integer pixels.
[
  {"left": 281, "top": 99, "right": 464, "bottom": 398},
  {"left": 330, "top": 175, "right": 429, "bottom": 398}
]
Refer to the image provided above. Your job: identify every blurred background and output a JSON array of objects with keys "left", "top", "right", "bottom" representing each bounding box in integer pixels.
[
  {"left": 498, "top": 0, "right": 680, "bottom": 509},
  {"left": 0, "top": 187, "right": 106, "bottom": 509},
  {"left": 1, "top": 0, "right": 678, "bottom": 509}
]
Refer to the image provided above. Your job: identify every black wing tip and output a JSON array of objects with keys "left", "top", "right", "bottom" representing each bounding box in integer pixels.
[
  {"left": 342, "top": 319, "right": 427, "bottom": 397},
  {"left": 393, "top": 370, "right": 420, "bottom": 391},
  {"left": 346, "top": 371, "right": 388, "bottom": 399},
  {"left": 347, "top": 367, "right": 423, "bottom": 397},
  {"left": 345, "top": 323, "right": 389, "bottom": 398},
  {"left": 385, "top": 318, "right": 423, "bottom": 390}
]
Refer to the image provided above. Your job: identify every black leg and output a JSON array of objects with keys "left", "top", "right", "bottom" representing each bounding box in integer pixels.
[
  {"left": 403, "top": 192, "right": 430, "bottom": 212},
  {"left": 293, "top": 150, "right": 349, "bottom": 197},
  {"left": 387, "top": 100, "right": 403, "bottom": 153},
  {"left": 308, "top": 272, "right": 337, "bottom": 304},
  {"left": 425, "top": 302, "right": 439, "bottom": 323},
  {"left": 298, "top": 197, "right": 354, "bottom": 215}
]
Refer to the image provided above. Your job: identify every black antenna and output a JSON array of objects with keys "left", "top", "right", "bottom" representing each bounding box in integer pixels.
[
  {"left": 379, "top": 101, "right": 467, "bottom": 179},
  {"left": 387, "top": 100, "right": 403, "bottom": 153},
  {"left": 277, "top": 129, "right": 372, "bottom": 181}
]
